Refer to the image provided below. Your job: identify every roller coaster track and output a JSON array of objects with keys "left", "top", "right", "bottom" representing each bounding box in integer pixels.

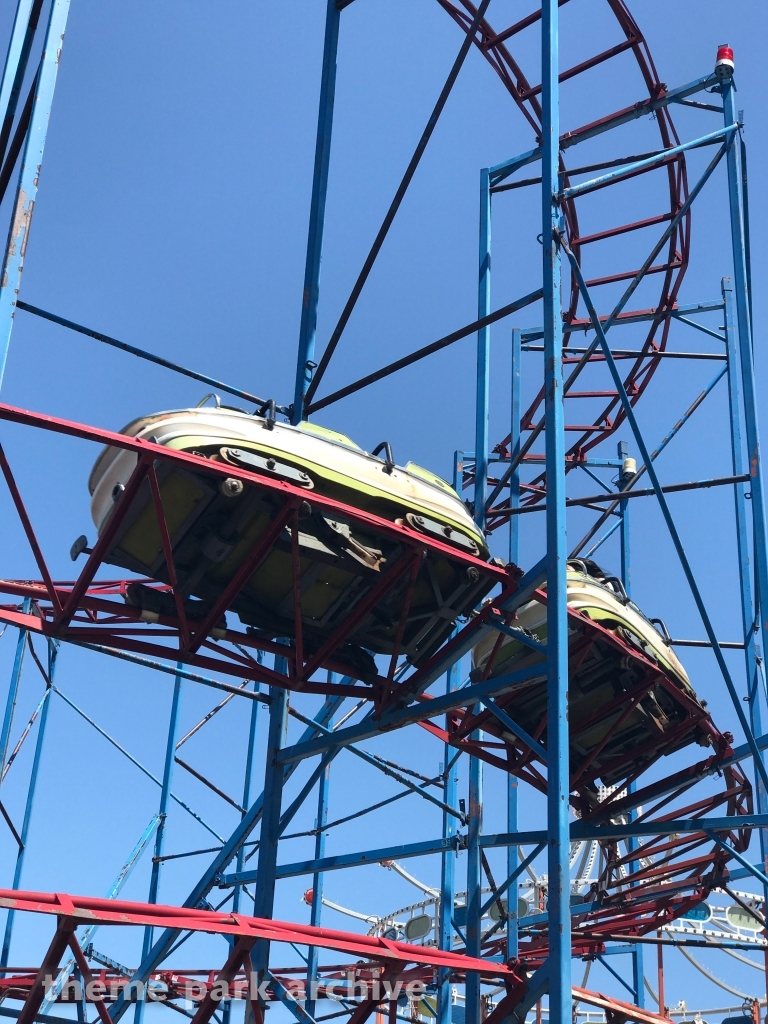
[{"left": 438, "top": 1, "right": 692, "bottom": 528}]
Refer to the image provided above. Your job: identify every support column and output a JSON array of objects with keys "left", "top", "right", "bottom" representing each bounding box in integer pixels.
[
  {"left": 223, "top": 677, "right": 261, "bottom": 1024},
  {"left": 508, "top": 328, "right": 522, "bottom": 566},
  {"left": 508, "top": 328, "right": 522, "bottom": 961},
  {"left": 542, "top": 1, "right": 572, "bottom": 1021},
  {"left": 465, "top": 720, "right": 483, "bottom": 1024},
  {"left": 135, "top": 669, "right": 183, "bottom": 1024},
  {"left": 251, "top": 656, "right": 290, "bottom": 1010},
  {"left": 0, "top": 0, "right": 40, "bottom": 164},
  {"left": 0, "top": 638, "right": 56, "bottom": 967},
  {"left": 723, "top": 278, "right": 768, "bottom": 882},
  {"left": 0, "top": 598, "right": 30, "bottom": 780},
  {"left": 306, "top": 675, "right": 333, "bottom": 1020},
  {"left": 438, "top": 458, "right": 461, "bottom": 1024},
  {"left": 618, "top": 441, "right": 632, "bottom": 599},
  {"left": 233, "top": 677, "right": 263, "bottom": 918},
  {"left": 474, "top": 169, "right": 492, "bottom": 531},
  {"left": 616, "top": 454, "right": 642, "bottom": 1005},
  {"left": 0, "top": 0, "right": 72, "bottom": 392},
  {"left": 722, "top": 70, "right": 768, "bottom": 686},
  {"left": 293, "top": 0, "right": 341, "bottom": 423}
]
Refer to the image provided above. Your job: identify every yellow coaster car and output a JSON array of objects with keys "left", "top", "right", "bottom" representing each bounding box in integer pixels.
[
  {"left": 471, "top": 560, "right": 712, "bottom": 786},
  {"left": 88, "top": 402, "right": 494, "bottom": 679}
]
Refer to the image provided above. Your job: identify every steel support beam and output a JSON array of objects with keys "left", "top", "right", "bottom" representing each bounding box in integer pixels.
[
  {"left": 465, "top": 715, "right": 483, "bottom": 1024},
  {"left": 16, "top": 915, "right": 76, "bottom": 1024},
  {"left": 474, "top": 168, "right": 491, "bottom": 532},
  {"left": 134, "top": 668, "right": 183, "bottom": 1024},
  {"left": 251, "top": 661, "right": 290, "bottom": 1005},
  {"left": 722, "top": 75, "right": 768, "bottom": 717},
  {"left": 0, "top": 0, "right": 71, "bottom": 392},
  {"left": 0, "top": 640, "right": 56, "bottom": 967},
  {"left": 438, "top": 662, "right": 459, "bottom": 1024},
  {"left": 723, "top": 278, "right": 768, "bottom": 893},
  {"left": 293, "top": 0, "right": 340, "bottom": 423},
  {"left": 0, "top": 598, "right": 29, "bottom": 780},
  {"left": 542, "top": 1, "right": 572, "bottom": 1021},
  {"left": 305, "top": 683, "right": 332, "bottom": 1021},
  {"left": 507, "top": 328, "right": 522, "bottom": 961}
]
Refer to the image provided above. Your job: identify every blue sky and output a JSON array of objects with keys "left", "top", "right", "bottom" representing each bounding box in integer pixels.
[{"left": 0, "top": 0, "right": 766, "bottom": 1019}]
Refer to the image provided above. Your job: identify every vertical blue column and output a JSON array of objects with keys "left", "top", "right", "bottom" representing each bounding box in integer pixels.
[
  {"left": 438, "top": 458, "right": 462, "bottom": 1024},
  {"left": 293, "top": 0, "right": 341, "bottom": 423},
  {"left": 541, "top": 1, "right": 572, "bottom": 1021},
  {"left": 0, "top": 0, "right": 72, "bottom": 392},
  {"left": 616, "top": 464, "right": 642, "bottom": 1004},
  {"left": 0, "top": 599, "right": 30, "bottom": 780},
  {"left": 474, "top": 168, "right": 492, "bottom": 531},
  {"left": 223, "top": 677, "right": 261, "bottom": 1024},
  {"left": 135, "top": 669, "right": 184, "bottom": 1024},
  {"left": 508, "top": 328, "right": 522, "bottom": 566},
  {"left": 617, "top": 442, "right": 631, "bottom": 599},
  {"left": 465, "top": 718, "right": 483, "bottom": 1024},
  {"left": 506, "top": 777, "right": 518, "bottom": 960},
  {"left": 0, "top": 638, "right": 57, "bottom": 967},
  {"left": 233, "top": 677, "right": 263, "bottom": 918},
  {"left": 508, "top": 337, "right": 521, "bottom": 960},
  {"left": 723, "top": 278, "right": 768, "bottom": 883},
  {"left": 0, "top": 0, "right": 37, "bottom": 160},
  {"left": 722, "top": 76, "right": 768, "bottom": 682},
  {"left": 306, "top": 675, "right": 333, "bottom": 1020},
  {"left": 251, "top": 654, "right": 289, "bottom": 1000}
]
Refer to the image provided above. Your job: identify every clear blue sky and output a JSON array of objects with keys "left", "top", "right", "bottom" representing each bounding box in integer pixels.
[{"left": 0, "top": 0, "right": 766, "bottom": 1018}]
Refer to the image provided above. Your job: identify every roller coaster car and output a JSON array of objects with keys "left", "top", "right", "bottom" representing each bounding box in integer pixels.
[
  {"left": 88, "top": 404, "right": 493, "bottom": 680},
  {"left": 471, "top": 560, "right": 713, "bottom": 786}
]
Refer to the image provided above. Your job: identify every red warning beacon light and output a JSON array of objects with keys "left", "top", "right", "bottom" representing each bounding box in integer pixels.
[{"left": 715, "top": 43, "right": 735, "bottom": 80}]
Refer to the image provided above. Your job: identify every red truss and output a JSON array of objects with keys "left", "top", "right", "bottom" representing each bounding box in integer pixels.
[
  {"left": 0, "top": 889, "right": 678, "bottom": 1024},
  {"left": 0, "top": 401, "right": 511, "bottom": 699}
]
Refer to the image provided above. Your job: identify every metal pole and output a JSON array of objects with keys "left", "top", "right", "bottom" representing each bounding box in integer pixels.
[
  {"left": 222, "top": 676, "right": 261, "bottom": 1024},
  {"left": 507, "top": 776, "right": 519, "bottom": 960},
  {"left": 617, "top": 451, "right": 642, "bottom": 1006},
  {"left": 293, "top": 0, "right": 341, "bottom": 424},
  {"left": 508, "top": 343, "right": 521, "bottom": 961},
  {"left": 0, "top": 638, "right": 56, "bottom": 967},
  {"left": 474, "top": 168, "right": 492, "bottom": 531},
  {"left": 0, "top": 0, "right": 38, "bottom": 164},
  {"left": 251, "top": 652, "right": 290, "bottom": 1011},
  {"left": 542, "top": 0, "right": 572, "bottom": 1020},
  {"left": 465, "top": 715, "right": 483, "bottom": 1024},
  {"left": 234, "top": 678, "right": 263, "bottom": 918},
  {"left": 0, "top": 0, "right": 72, "bottom": 392},
  {"left": 721, "top": 72, "right": 768, "bottom": 679},
  {"left": 618, "top": 441, "right": 632, "bottom": 599},
  {"left": 0, "top": 598, "right": 30, "bottom": 780},
  {"left": 135, "top": 668, "right": 183, "bottom": 1024},
  {"left": 509, "top": 328, "right": 522, "bottom": 567},
  {"left": 306, "top": 674, "right": 333, "bottom": 1020},
  {"left": 438, "top": 456, "right": 462, "bottom": 1024},
  {"left": 723, "top": 278, "right": 768, "bottom": 883}
]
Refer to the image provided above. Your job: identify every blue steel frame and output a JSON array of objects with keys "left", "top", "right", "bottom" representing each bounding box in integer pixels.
[{"left": 0, "top": 6, "right": 766, "bottom": 1024}]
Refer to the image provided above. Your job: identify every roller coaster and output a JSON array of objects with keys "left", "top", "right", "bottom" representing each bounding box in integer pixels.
[{"left": 0, "top": 3, "right": 765, "bottom": 1024}]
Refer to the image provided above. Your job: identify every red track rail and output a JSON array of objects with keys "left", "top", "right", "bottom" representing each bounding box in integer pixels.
[
  {"left": 436, "top": 1, "right": 691, "bottom": 526},
  {"left": 0, "top": 889, "right": 677, "bottom": 1024}
]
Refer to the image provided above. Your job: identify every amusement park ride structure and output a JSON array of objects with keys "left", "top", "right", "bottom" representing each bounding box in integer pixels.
[{"left": 0, "top": 4, "right": 765, "bottom": 1024}]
